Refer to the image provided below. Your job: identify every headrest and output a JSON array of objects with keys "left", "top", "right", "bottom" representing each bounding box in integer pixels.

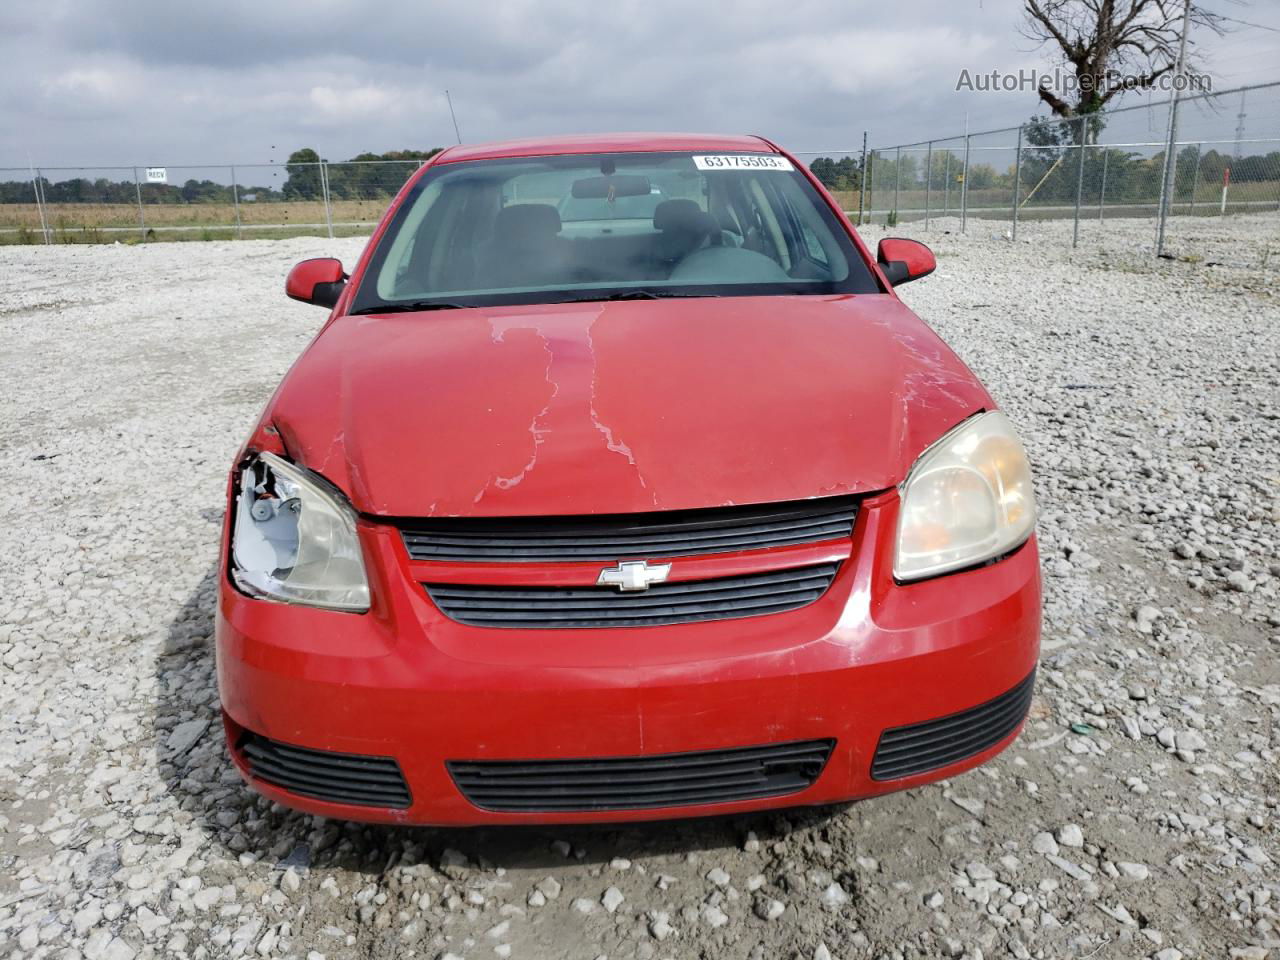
[
  {"left": 494, "top": 203, "right": 561, "bottom": 240},
  {"left": 653, "top": 198, "right": 714, "bottom": 234}
]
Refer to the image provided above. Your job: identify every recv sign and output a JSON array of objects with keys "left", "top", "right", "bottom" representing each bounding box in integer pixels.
[{"left": 145, "top": 167, "right": 167, "bottom": 184}]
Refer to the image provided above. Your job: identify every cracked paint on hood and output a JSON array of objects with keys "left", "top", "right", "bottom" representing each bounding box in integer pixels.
[{"left": 268, "top": 294, "right": 992, "bottom": 517}]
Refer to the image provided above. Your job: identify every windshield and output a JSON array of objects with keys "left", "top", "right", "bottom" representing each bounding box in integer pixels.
[{"left": 350, "top": 151, "right": 880, "bottom": 313}]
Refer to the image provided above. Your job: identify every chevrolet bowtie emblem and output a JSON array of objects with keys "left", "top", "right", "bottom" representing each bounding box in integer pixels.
[{"left": 596, "top": 560, "right": 672, "bottom": 592}]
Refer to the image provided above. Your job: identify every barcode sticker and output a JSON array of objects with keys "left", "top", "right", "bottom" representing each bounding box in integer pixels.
[{"left": 693, "top": 155, "right": 794, "bottom": 172}]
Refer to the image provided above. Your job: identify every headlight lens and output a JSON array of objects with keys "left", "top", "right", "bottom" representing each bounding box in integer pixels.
[
  {"left": 894, "top": 411, "right": 1037, "bottom": 582},
  {"left": 231, "top": 452, "right": 370, "bottom": 611}
]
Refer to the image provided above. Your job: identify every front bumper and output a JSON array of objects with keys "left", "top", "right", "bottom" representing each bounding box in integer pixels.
[{"left": 216, "top": 490, "right": 1041, "bottom": 825}]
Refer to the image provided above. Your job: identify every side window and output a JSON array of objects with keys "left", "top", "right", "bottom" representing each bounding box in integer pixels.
[
  {"left": 769, "top": 176, "right": 847, "bottom": 279},
  {"left": 377, "top": 177, "right": 445, "bottom": 299},
  {"left": 745, "top": 178, "right": 791, "bottom": 271},
  {"left": 798, "top": 223, "right": 829, "bottom": 266}
]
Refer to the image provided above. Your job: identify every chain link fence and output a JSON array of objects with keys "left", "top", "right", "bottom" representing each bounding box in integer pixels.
[
  {"left": 5, "top": 82, "right": 1276, "bottom": 266},
  {"left": 798, "top": 81, "right": 1279, "bottom": 267}
]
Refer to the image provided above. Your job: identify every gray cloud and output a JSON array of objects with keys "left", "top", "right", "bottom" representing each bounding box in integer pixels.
[{"left": 1, "top": 0, "right": 1269, "bottom": 171}]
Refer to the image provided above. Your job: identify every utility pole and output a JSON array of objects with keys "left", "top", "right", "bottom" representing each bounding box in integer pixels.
[
  {"left": 1011, "top": 125, "right": 1022, "bottom": 241},
  {"left": 857, "top": 131, "right": 867, "bottom": 226},
  {"left": 960, "top": 113, "right": 970, "bottom": 234},
  {"left": 1155, "top": 0, "right": 1191, "bottom": 257},
  {"left": 1233, "top": 89, "right": 1246, "bottom": 160}
]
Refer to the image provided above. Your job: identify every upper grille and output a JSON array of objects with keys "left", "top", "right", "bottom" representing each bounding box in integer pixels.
[
  {"left": 398, "top": 496, "right": 858, "bottom": 562},
  {"left": 238, "top": 732, "right": 411, "bottom": 808},
  {"left": 427, "top": 562, "right": 838, "bottom": 629},
  {"left": 870, "top": 670, "right": 1036, "bottom": 781},
  {"left": 448, "top": 739, "right": 835, "bottom": 812}
]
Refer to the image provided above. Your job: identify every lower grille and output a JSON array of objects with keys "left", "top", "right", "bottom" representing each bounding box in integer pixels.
[
  {"left": 426, "top": 562, "right": 839, "bottom": 628},
  {"left": 870, "top": 670, "right": 1036, "bottom": 781},
  {"left": 448, "top": 739, "right": 835, "bottom": 812},
  {"left": 238, "top": 732, "right": 411, "bottom": 808}
]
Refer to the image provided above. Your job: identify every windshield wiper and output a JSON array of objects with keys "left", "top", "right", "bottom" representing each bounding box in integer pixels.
[
  {"left": 350, "top": 301, "right": 471, "bottom": 315},
  {"left": 351, "top": 290, "right": 720, "bottom": 314},
  {"left": 560, "top": 290, "right": 721, "bottom": 304}
]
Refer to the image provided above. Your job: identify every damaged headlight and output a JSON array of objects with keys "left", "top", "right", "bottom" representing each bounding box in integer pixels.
[
  {"left": 894, "top": 411, "right": 1037, "bottom": 582},
  {"left": 231, "top": 452, "right": 370, "bottom": 611}
]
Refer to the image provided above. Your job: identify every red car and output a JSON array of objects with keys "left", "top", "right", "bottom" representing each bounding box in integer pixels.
[{"left": 217, "top": 133, "right": 1040, "bottom": 825}]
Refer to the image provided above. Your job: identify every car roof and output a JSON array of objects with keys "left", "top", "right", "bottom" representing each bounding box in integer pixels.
[{"left": 433, "top": 132, "right": 777, "bottom": 165}]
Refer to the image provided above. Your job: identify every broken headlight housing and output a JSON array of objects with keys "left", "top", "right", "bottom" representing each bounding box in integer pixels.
[
  {"left": 894, "top": 411, "right": 1037, "bottom": 582},
  {"left": 231, "top": 452, "right": 370, "bottom": 611}
]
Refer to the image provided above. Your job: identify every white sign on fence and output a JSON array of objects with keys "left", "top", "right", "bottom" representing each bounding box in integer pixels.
[{"left": 145, "top": 167, "right": 167, "bottom": 184}]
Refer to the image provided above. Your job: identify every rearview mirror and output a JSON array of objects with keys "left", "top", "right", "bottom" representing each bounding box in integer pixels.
[
  {"left": 286, "top": 258, "right": 346, "bottom": 308},
  {"left": 877, "top": 238, "right": 936, "bottom": 287},
  {"left": 571, "top": 174, "right": 651, "bottom": 199}
]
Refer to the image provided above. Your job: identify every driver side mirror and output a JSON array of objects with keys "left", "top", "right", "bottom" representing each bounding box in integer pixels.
[
  {"left": 877, "top": 238, "right": 936, "bottom": 287},
  {"left": 286, "top": 258, "right": 347, "bottom": 308}
]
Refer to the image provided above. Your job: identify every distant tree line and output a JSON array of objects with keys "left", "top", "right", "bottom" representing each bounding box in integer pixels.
[
  {"left": 808, "top": 156, "right": 864, "bottom": 191},
  {"left": 281, "top": 147, "right": 442, "bottom": 200},
  {"left": 0, "top": 147, "right": 443, "bottom": 205}
]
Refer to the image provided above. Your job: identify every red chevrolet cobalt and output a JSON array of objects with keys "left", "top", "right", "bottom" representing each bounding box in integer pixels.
[{"left": 217, "top": 133, "right": 1040, "bottom": 825}]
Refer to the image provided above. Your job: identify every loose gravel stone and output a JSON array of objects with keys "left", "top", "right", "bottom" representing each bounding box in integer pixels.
[
  {"left": 701, "top": 904, "right": 729, "bottom": 927},
  {"left": 706, "top": 867, "right": 732, "bottom": 888},
  {"left": 1032, "top": 832, "right": 1060, "bottom": 856},
  {"left": 601, "top": 886, "right": 624, "bottom": 914},
  {"left": 819, "top": 882, "right": 850, "bottom": 908},
  {"left": 1055, "top": 824, "right": 1085, "bottom": 848},
  {"left": 770, "top": 898, "right": 790, "bottom": 921},
  {"left": 534, "top": 877, "right": 561, "bottom": 900},
  {"left": 1117, "top": 862, "right": 1151, "bottom": 881},
  {"left": 648, "top": 912, "right": 675, "bottom": 941}
]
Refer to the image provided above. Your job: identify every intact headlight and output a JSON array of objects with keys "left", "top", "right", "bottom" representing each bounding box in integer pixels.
[
  {"left": 894, "top": 411, "right": 1037, "bottom": 582},
  {"left": 231, "top": 452, "right": 370, "bottom": 611}
]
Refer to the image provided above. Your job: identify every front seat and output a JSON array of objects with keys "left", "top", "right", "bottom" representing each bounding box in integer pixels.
[
  {"left": 487, "top": 204, "right": 569, "bottom": 288},
  {"left": 653, "top": 199, "right": 718, "bottom": 268}
]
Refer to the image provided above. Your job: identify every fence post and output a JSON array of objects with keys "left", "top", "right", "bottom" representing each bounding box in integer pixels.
[
  {"left": 1098, "top": 149, "right": 1109, "bottom": 221},
  {"left": 943, "top": 151, "right": 951, "bottom": 217},
  {"left": 858, "top": 131, "right": 867, "bottom": 226},
  {"left": 1011, "top": 125, "right": 1023, "bottom": 242},
  {"left": 230, "top": 165, "right": 243, "bottom": 240},
  {"left": 924, "top": 141, "right": 932, "bottom": 229},
  {"left": 960, "top": 134, "right": 970, "bottom": 233},
  {"left": 320, "top": 161, "right": 334, "bottom": 239},
  {"left": 1187, "top": 142, "right": 1202, "bottom": 214},
  {"left": 30, "top": 166, "right": 51, "bottom": 244},
  {"left": 38, "top": 171, "right": 52, "bottom": 244},
  {"left": 866, "top": 150, "right": 874, "bottom": 225},
  {"left": 132, "top": 167, "right": 147, "bottom": 242},
  {"left": 893, "top": 145, "right": 900, "bottom": 222},
  {"left": 1072, "top": 116, "right": 1086, "bottom": 248}
]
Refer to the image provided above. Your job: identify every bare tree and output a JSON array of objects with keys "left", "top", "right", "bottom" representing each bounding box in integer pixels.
[{"left": 1022, "top": 0, "right": 1228, "bottom": 117}]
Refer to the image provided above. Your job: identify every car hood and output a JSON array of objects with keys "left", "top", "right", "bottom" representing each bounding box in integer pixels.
[{"left": 269, "top": 295, "right": 991, "bottom": 517}]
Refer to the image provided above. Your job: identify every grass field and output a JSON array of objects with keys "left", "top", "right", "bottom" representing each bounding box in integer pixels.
[
  {"left": 831, "top": 179, "right": 1280, "bottom": 219},
  {"left": 0, "top": 199, "right": 390, "bottom": 242}
]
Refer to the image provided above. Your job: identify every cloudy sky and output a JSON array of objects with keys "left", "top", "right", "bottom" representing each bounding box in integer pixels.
[{"left": 2, "top": 0, "right": 1275, "bottom": 172}]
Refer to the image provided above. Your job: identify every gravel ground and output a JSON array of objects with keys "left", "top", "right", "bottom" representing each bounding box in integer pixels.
[{"left": 1, "top": 214, "right": 1277, "bottom": 960}]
